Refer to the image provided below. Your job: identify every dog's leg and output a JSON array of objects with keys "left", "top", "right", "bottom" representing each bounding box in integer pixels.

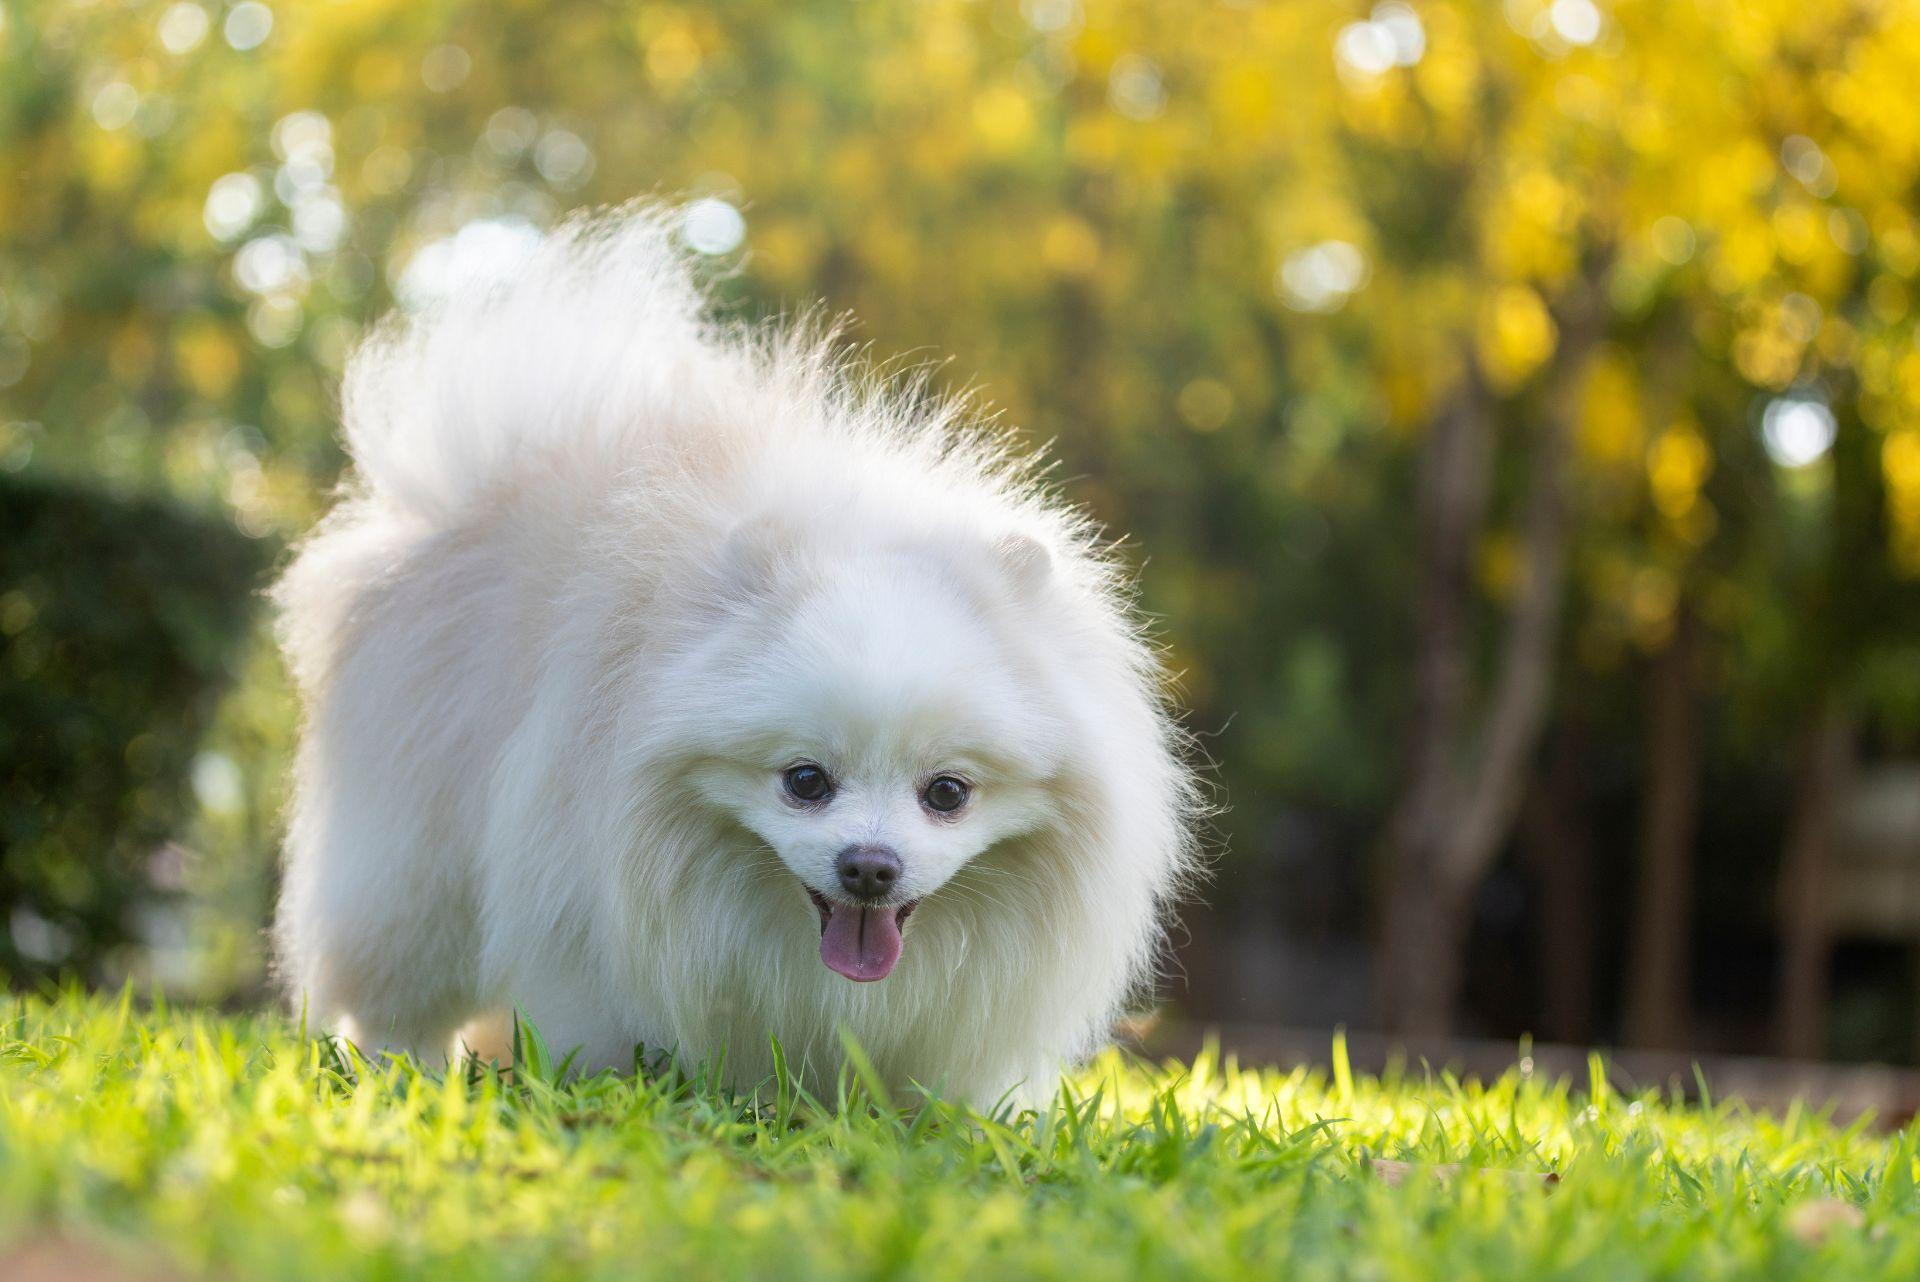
[{"left": 278, "top": 819, "right": 480, "bottom": 1070}]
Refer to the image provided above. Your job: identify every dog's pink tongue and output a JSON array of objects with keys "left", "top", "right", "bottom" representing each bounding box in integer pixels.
[{"left": 819, "top": 903, "right": 902, "bottom": 982}]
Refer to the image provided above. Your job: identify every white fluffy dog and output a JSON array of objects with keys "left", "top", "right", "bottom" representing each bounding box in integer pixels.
[{"left": 273, "top": 206, "right": 1199, "bottom": 1105}]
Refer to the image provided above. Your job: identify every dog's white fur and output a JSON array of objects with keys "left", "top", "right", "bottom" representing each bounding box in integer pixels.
[{"left": 273, "top": 205, "right": 1199, "bottom": 1105}]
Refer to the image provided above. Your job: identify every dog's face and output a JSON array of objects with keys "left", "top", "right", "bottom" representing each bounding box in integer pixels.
[{"left": 682, "top": 535, "right": 1069, "bottom": 981}]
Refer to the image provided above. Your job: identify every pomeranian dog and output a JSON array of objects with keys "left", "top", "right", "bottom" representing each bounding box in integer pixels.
[{"left": 273, "top": 205, "right": 1200, "bottom": 1105}]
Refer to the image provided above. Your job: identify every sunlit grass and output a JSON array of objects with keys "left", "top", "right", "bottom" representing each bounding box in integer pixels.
[{"left": 4, "top": 988, "right": 1919, "bottom": 1279}]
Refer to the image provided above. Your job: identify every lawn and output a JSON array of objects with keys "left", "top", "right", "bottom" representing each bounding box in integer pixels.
[{"left": 3, "top": 990, "right": 1918, "bottom": 1280}]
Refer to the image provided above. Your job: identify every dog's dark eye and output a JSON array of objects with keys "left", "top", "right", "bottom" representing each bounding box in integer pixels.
[
  {"left": 782, "top": 764, "right": 833, "bottom": 804},
  {"left": 923, "top": 775, "right": 970, "bottom": 814}
]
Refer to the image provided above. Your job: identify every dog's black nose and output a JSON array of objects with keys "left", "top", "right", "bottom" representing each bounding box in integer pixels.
[{"left": 835, "top": 844, "right": 901, "bottom": 901}]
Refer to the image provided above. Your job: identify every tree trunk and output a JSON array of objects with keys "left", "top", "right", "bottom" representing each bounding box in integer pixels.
[
  {"left": 1378, "top": 864, "right": 1474, "bottom": 1036},
  {"left": 1375, "top": 296, "right": 1597, "bottom": 1033},
  {"left": 1521, "top": 721, "right": 1598, "bottom": 1044},
  {"left": 1774, "top": 702, "right": 1854, "bottom": 1060},
  {"left": 1623, "top": 606, "right": 1701, "bottom": 1050},
  {"left": 1375, "top": 371, "right": 1494, "bottom": 1034}
]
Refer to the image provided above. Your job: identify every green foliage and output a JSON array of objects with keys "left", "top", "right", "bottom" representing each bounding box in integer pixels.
[
  {"left": 5, "top": 989, "right": 1920, "bottom": 1279},
  {"left": 0, "top": 476, "right": 267, "bottom": 981}
]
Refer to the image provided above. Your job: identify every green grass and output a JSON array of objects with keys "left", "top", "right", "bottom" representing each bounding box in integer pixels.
[{"left": 5, "top": 990, "right": 1920, "bottom": 1280}]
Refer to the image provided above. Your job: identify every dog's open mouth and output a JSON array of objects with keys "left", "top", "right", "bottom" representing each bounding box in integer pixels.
[{"left": 808, "top": 889, "right": 919, "bottom": 982}]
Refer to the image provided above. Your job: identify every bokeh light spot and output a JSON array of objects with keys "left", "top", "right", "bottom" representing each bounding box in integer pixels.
[
  {"left": 91, "top": 83, "right": 139, "bottom": 132},
  {"left": 1650, "top": 216, "right": 1695, "bottom": 265},
  {"left": 271, "top": 110, "right": 331, "bottom": 163},
  {"left": 421, "top": 43, "right": 472, "bottom": 93},
  {"left": 224, "top": 2, "right": 272, "bottom": 51},
  {"left": 534, "top": 129, "right": 595, "bottom": 190},
  {"left": 292, "top": 190, "right": 347, "bottom": 254},
  {"left": 1780, "top": 135, "right": 1838, "bottom": 198},
  {"left": 246, "top": 296, "right": 303, "bottom": 349},
  {"left": 157, "top": 2, "right": 209, "bottom": 54},
  {"left": 1336, "top": 22, "right": 1396, "bottom": 77},
  {"left": 1178, "top": 379, "right": 1235, "bottom": 432},
  {"left": 1373, "top": 4, "right": 1427, "bottom": 64},
  {"left": 233, "top": 235, "right": 308, "bottom": 297},
  {"left": 192, "top": 752, "right": 245, "bottom": 816},
  {"left": 1761, "top": 395, "right": 1838, "bottom": 469},
  {"left": 203, "top": 172, "right": 263, "bottom": 242},
  {"left": 1336, "top": 4, "right": 1424, "bottom": 80},
  {"left": 1278, "top": 241, "right": 1369, "bottom": 313},
  {"left": 1548, "top": 0, "right": 1602, "bottom": 46},
  {"left": 1108, "top": 55, "right": 1166, "bottom": 120},
  {"left": 681, "top": 198, "right": 746, "bottom": 256},
  {"left": 483, "top": 107, "right": 540, "bottom": 160},
  {"left": 1021, "top": 0, "right": 1079, "bottom": 34}
]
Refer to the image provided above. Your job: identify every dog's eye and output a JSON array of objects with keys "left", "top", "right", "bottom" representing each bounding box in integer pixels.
[
  {"left": 922, "top": 775, "right": 970, "bottom": 814},
  {"left": 782, "top": 764, "right": 833, "bottom": 804}
]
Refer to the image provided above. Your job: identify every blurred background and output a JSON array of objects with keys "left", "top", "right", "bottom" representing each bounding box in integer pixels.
[{"left": 5, "top": 0, "right": 1920, "bottom": 1071}]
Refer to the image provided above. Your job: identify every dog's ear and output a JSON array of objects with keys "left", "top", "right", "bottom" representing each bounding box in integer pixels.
[
  {"left": 993, "top": 531, "right": 1053, "bottom": 597},
  {"left": 722, "top": 512, "right": 792, "bottom": 594}
]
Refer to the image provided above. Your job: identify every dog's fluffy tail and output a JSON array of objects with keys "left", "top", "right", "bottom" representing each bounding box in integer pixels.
[{"left": 340, "top": 203, "right": 721, "bottom": 524}]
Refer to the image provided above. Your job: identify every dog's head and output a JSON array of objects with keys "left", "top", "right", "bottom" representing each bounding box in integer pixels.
[{"left": 674, "top": 518, "right": 1073, "bottom": 982}]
